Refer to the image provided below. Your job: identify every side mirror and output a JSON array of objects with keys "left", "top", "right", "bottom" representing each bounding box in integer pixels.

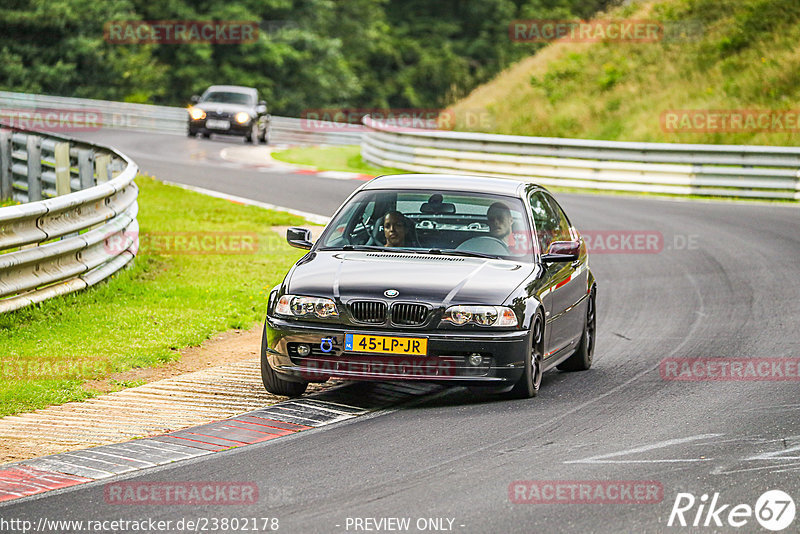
[
  {"left": 287, "top": 227, "right": 313, "bottom": 250},
  {"left": 541, "top": 240, "right": 580, "bottom": 263},
  {"left": 190, "top": 95, "right": 200, "bottom": 104},
  {"left": 257, "top": 101, "right": 267, "bottom": 114}
]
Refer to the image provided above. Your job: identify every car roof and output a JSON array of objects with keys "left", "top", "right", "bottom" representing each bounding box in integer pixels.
[
  {"left": 360, "top": 174, "right": 541, "bottom": 197},
  {"left": 203, "top": 85, "right": 257, "bottom": 95}
]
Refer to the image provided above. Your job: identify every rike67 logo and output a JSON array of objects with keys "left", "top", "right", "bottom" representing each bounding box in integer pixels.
[{"left": 668, "top": 490, "right": 796, "bottom": 531}]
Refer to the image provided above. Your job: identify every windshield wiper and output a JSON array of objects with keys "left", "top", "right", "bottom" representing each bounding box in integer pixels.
[
  {"left": 320, "top": 245, "right": 397, "bottom": 252},
  {"left": 421, "top": 248, "right": 501, "bottom": 260}
]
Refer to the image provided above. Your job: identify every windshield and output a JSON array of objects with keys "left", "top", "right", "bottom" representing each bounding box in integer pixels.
[
  {"left": 319, "top": 189, "right": 534, "bottom": 261},
  {"left": 201, "top": 91, "right": 254, "bottom": 106}
]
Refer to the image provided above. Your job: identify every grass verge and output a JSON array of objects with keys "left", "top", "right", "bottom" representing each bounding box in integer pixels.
[
  {"left": 0, "top": 174, "right": 308, "bottom": 417},
  {"left": 271, "top": 145, "right": 403, "bottom": 176}
]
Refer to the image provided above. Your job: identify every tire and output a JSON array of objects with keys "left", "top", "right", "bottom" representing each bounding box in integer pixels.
[
  {"left": 259, "top": 125, "right": 269, "bottom": 144},
  {"left": 201, "top": 132, "right": 211, "bottom": 139},
  {"left": 247, "top": 123, "right": 258, "bottom": 144},
  {"left": 558, "top": 288, "right": 596, "bottom": 372},
  {"left": 187, "top": 129, "right": 197, "bottom": 138},
  {"left": 508, "top": 312, "right": 544, "bottom": 399},
  {"left": 260, "top": 324, "right": 308, "bottom": 397}
]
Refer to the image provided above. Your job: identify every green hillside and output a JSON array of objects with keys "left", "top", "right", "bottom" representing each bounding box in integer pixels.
[{"left": 449, "top": 0, "right": 800, "bottom": 146}]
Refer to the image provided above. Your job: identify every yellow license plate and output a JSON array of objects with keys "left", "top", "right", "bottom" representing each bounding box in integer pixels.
[{"left": 345, "top": 333, "right": 427, "bottom": 356}]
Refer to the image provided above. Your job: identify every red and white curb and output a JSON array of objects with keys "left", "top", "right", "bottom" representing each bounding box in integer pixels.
[
  {"left": 0, "top": 382, "right": 441, "bottom": 505},
  {"left": 292, "top": 169, "right": 373, "bottom": 181},
  {"left": 219, "top": 146, "right": 375, "bottom": 181}
]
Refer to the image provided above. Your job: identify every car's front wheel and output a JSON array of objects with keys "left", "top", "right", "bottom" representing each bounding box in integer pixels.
[
  {"left": 509, "top": 311, "right": 544, "bottom": 399},
  {"left": 558, "top": 288, "right": 596, "bottom": 372},
  {"left": 260, "top": 324, "right": 308, "bottom": 397}
]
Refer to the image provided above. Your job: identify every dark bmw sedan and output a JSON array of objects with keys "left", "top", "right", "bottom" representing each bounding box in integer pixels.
[
  {"left": 188, "top": 85, "right": 270, "bottom": 143},
  {"left": 261, "top": 174, "right": 596, "bottom": 398}
]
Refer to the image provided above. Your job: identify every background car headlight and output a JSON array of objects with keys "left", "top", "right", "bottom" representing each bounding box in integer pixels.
[
  {"left": 442, "top": 305, "right": 517, "bottom": 327},
  {"left": 235, "top": 111, "right": 251, "bottom": 124},
  {"left": 275, "top": 295, "right": 338, "bottom": 318},
  {"left": 188, "top": 107, "right": 206, "bottom": 120}
]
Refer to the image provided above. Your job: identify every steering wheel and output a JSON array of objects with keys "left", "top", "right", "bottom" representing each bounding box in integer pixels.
[
  {"left": 456, "top": 236, "right": 510, "bottom": 255},
  {"left": 367, "top": 218, "right": 386, "bottom": 245}
]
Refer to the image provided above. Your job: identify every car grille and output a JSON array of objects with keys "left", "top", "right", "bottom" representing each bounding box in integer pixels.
[
  {"left": 206, "top": 111, "right": 232, "bottom": 119},
  {"left": 391, "top": 303, "right": 428, "bottom": 326},
  {"left": 349, "top": 301, "right": 387, "bottom": 324}
]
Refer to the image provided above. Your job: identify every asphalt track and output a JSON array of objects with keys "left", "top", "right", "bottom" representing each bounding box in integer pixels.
[{"left": 3, "top": 130, "right": 800, "bottom": 533}]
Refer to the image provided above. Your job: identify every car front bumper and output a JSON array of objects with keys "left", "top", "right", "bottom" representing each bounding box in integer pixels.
[
  {"left": 265, "top": 316, "right": 529, "bottom": 385},
  {"left": 189, "top": 119, "right": 252, "bottom": 136}
]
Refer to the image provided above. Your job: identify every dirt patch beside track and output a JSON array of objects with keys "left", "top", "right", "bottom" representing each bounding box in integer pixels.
[{"left": 0, "top": 324, "right": 337, "bottom": 464}]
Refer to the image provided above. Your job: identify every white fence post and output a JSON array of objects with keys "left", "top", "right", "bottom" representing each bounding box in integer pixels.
[
  {"left": 54, "top": 142, "right": 71, "bottom": 196},
  {"left": 94, "top": 154, "right": 111, "bottom": 184},
  {"left": 77, "top": 149, "right": 94, "bottom": 190},
  {"left": 0, "top": 130, "right": 11, "bottom": 200},
  {"left": 26, "top": 135, "right": 42, "bottom": 202}
]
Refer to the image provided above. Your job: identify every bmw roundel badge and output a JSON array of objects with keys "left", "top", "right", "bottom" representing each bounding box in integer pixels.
[{"left": 384, "top": 289, "right": 399, "bottom": 298}]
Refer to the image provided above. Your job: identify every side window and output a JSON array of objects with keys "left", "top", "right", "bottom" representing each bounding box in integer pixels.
[
  {"left": 544, "top": 194, "right": 571, "bottom": 243},
  {"left": 528, "top": 192, "right": 559, "bottom": 254}
]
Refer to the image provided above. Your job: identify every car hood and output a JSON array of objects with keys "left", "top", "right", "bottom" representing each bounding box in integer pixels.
[
  {"left": 194, "top": 102, "right": 252, "bottom": 114},
  {"left": 285, "top": 251, "right": 533, "bottom": 306}
]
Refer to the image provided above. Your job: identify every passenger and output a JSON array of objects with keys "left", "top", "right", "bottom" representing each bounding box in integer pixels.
[{"left": 383, "top": 211, "right": 408, "bottom": 247}]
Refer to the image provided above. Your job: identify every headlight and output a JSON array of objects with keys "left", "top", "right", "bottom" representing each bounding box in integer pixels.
[
  {"left": 188, "top": 107, "right": 206, "bottom": 120},
  {"left": 442, "top": 305, "right": 517, "bottom": 327},
  {"left": 235, "top": 111, "right": 250, "bottom": 124},
  {"left": 275, "top": 295, "right": 338, "bottom": 319}
]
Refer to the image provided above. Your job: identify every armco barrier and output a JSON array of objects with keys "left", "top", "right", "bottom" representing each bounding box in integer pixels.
[
  {"left": 361, "top": 116, "right": 800, "bottom": 200},
  {"left": 0, "top": 91, "right": 363, "bottom": 146},
  {"left": 0, "top": 127, "right": 139, "bottom": 313}
]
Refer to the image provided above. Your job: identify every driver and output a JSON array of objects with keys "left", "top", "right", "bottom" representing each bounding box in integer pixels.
[
  {"left": 383, "top": 211, "right": 408, "bottom": 247},
  {"left": 486, "top": 202, "right": 528, "bottom": 254}
]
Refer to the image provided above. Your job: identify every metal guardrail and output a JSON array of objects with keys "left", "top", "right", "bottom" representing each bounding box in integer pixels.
[
  {"left": 0, "top": 127, "right": 139, "bottom": 313},
  {"left": 0, "top": 91, "right": 364, "bottom": 146},
  {"left": 361, "top": 116, "right": 800, "bottom": 200}
]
